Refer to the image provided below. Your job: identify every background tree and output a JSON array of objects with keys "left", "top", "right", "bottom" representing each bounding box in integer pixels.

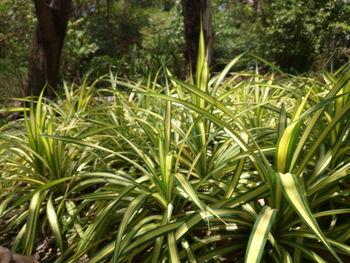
[
  {"left": 0, "top": 0, "right": 34, "bottom": 98},
  {"left": 212, "top": 0, "right": 350, "bottom": 73},
  {"left": 1, "top": 0, "right": 349, "bottom": 100},
  {"left": 26, "top": 0, "right": 72, "bottom": 97},
  {"left": 60, "top": 0, "right": 184, "bottom": 82},
  {"left": 181, "top": 0, "right": 213, "bottom": 77},
  {"left": 263, "top": 0, "right": 350, "bottom": 72}
]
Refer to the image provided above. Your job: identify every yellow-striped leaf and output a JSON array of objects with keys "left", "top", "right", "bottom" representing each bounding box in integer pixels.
[
  {"left": 245, "top": 206, "right": 277, "bottom": 263},
  {"left": 277, "top": 173, "right": 342, "bottom": 263}
]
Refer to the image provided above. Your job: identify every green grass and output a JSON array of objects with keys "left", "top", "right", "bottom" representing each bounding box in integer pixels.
[{"left": 1, "top": 34, "right": 350, "bottom": 262}]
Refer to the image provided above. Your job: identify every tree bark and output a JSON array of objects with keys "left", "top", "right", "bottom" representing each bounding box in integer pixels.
[
  {"left": 181, "top": 0, "right": 213, "bottom": 78},
  {"left": 26, "top": 0, "right": 72, "bottom": 98}
]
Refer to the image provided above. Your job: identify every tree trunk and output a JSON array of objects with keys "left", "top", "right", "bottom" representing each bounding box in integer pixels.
[
  {"left": 181, "top": 0, "right": 213, "bottom": 78},
  {"left": 26, "top": 0, "right": 72, "bottom": 98}
]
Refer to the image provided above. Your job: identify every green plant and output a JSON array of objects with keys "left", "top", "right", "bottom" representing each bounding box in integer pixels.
[
  {"left": 55, "top": 34, "right": 350, "bottom": 262},
  {"left": 0, "top": 82, "right": 106, "bottom": 257},
  {"left": 1, "top": 31, "right": 350, "bottom": 262}
]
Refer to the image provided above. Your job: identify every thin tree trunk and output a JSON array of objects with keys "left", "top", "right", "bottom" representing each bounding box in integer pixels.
[
  {"left": 26, "top": 0, "right": 72, "bottom": 98},
  {"left": 182, "top": 0, "right": 213, "bottom": 78}
]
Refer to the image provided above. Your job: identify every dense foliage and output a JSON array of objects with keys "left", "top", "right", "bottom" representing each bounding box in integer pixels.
[
  {"left": 1, "top": 1, "right": 350, "bottom": 262},
  {"left": 213, "top": 0, "right": 350, "bottom": 72},
  {"left": 1, "top": 0, "right": 349, "bottom": 97},
  {"left": 0, "top": 0, "right": 34, "bottom": 97},
  {"left": 262, "top": 0, "right": 350, "bottom": 72},
  {"left": 1, "top": 33, "right": 350, "bottom": 262}
]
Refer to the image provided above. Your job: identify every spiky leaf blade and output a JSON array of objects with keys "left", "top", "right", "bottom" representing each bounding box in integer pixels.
[{"left": 245, "top": 206, "right": 277, "bottom": 263}]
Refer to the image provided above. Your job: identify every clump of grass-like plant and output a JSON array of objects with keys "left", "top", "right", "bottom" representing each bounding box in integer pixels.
[{"left": 1, "top": 31, "right": 350, "bottom": 262}]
